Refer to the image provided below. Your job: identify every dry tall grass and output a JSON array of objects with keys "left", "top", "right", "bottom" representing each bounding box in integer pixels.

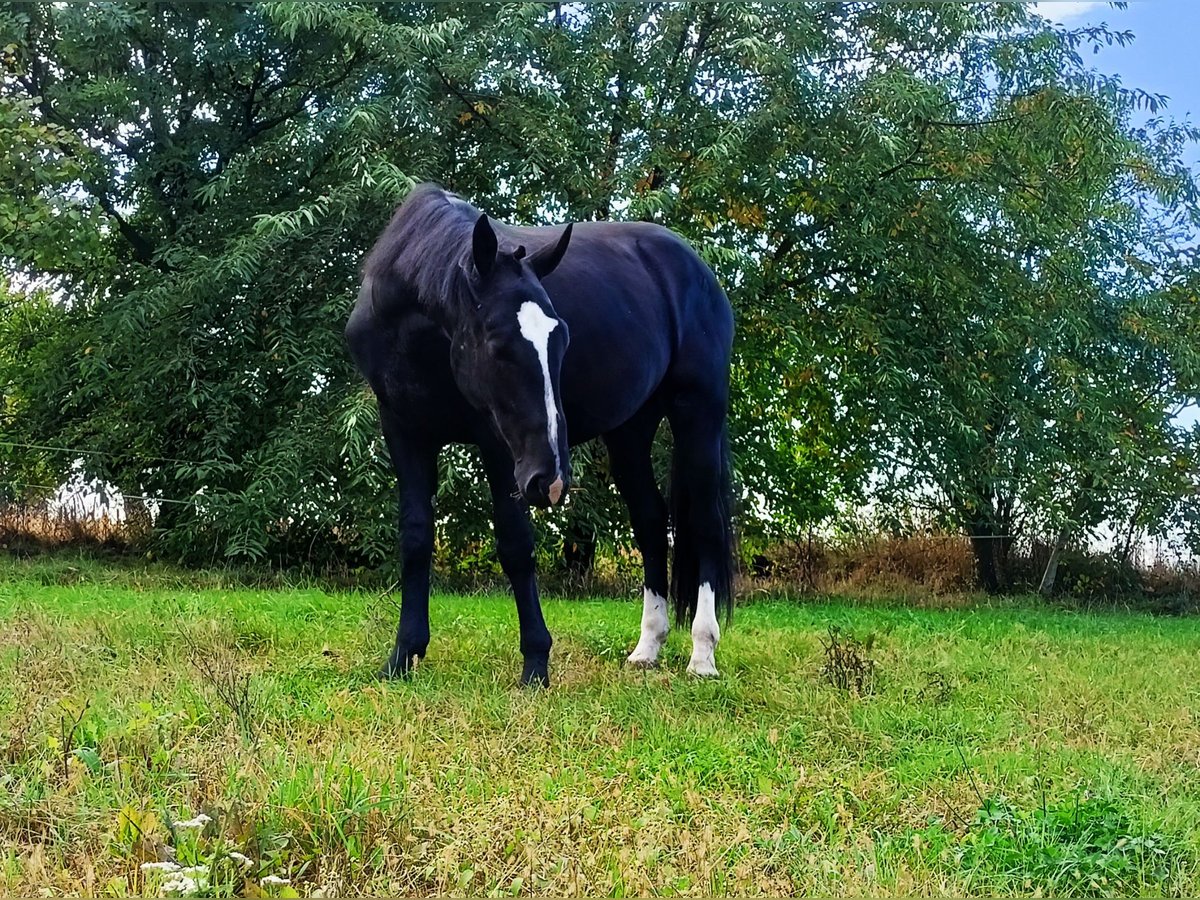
[
  {"left": 741, "top": 533, "right": 978, "bottom": 601},
  {"left": 0, "top": 502, "right": 130, "bottom": 554}
]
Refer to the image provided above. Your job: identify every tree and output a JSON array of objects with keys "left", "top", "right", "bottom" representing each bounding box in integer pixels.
[{"left": 1, "top": 1, "right": 1196, "bottom": 589}]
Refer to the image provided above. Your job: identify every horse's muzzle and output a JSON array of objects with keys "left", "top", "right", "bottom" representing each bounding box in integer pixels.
[{"left": 522, "top": 472, "right": 568, "bottom": 508}]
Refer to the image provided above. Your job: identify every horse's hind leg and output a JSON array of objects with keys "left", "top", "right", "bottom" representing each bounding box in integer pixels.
[
  {"left": 667, "top": 393, "right": 734, "bottom": 678},
  {"left": 378, "top": 416, "right": 438, "bottom": 678},
  {"left": 603, "top": 411, "right": 670, "bottom": 668},
  {"left": 480, "top": 439, "right": 553, "bottom": 687}
]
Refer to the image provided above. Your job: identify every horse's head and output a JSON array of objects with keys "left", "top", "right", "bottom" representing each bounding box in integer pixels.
[{"left": 451, "top": 214, "right": 574, "bottom": 508}]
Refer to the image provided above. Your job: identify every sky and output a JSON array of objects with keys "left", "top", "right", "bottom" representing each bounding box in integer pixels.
[{"left": 1036, "top": 1, "right": 1200, "bottom": 168}]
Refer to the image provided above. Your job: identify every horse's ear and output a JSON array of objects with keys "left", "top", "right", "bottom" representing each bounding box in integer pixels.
[
  {"left": 529, "top": 222, "right": 573, "bottom": 279},
  {"left": 472, "top": 214, "right": 497, "bottom": 279}
]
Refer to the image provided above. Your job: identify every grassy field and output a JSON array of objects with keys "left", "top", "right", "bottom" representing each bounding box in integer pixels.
[{"left": 2, "top": 556, "right": 1200, "bottom": 897}]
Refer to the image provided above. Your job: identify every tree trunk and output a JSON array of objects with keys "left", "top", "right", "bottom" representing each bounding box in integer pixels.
[
  {"left": 562, "top": 520, "right": 597, "bottom": 578},
  {"left": 1119, "top": 497, "right": 1144, "bottom": 565},
  {"left": 967, "top": 519, "right": 1003, "bottom": 593},
  {"left": 963, "top": 489, "right": 1016, "bottom": 594},
  {"left": 595, "top": 9, "right": 635, "bottom": 220}
]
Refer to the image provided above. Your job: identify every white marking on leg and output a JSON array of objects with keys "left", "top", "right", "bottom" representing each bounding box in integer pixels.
[
  {"left": 627, "top": 586, "right": 669, "bottom": 667},
  {"left": 687, "top": 581, "right": 721, "bottom": 677},
  {"left": 516, "top": 301, "right": 561, "bottom": 476}
]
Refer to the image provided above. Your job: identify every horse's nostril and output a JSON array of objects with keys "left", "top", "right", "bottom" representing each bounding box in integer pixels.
[
  {"left": 519, "top": 471, "right": 564, "bottom": 508},
  {"left": 522, "top": 472, "right": 548, "bottom": 502}
]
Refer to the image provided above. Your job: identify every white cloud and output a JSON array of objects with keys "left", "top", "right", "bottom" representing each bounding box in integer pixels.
[{"left": 1032, "top": 1, "right": 1106, "bottom": 24}]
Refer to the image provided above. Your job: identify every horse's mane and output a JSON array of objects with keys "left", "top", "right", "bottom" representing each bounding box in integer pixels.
[{"left": 362, "top": 183, "right": 480, "bottom": 322}]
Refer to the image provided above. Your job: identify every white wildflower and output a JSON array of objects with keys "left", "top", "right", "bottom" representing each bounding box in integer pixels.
[
  {"left": 180, "top": 865, "right": 208, "bottom": 877},
  {"left": 159, "top": 873, "right": 199, "bottom": 896},
  {"left": 227, "top": 850, "right": 254, "bottom": 869},
  {"left": 174, "top": 813, "right": 212, "bottom": 830},
  {"left": 140, "top": 861, "right": 182, "bottom": 874},
  {"left": 261, "top": 874, "right": 292, "bottom": 887}
]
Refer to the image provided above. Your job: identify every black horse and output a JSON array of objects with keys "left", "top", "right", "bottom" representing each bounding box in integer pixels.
[{"left": 346, "top": 184, "right": 733, "bottom": 686}]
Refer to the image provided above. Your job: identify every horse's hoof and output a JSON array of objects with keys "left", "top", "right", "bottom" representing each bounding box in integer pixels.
[
  {"left": 378, "top": 650, "right": 421, "bottom": 680},
  {"left": 520, "top": 657, "right": 550, "bottom": 688},
  {"left": 626, "top": 652, "right": 659, "bottom": 669},
  {"left": 686, "top": 659, "right": 721, "bottom": 678}
]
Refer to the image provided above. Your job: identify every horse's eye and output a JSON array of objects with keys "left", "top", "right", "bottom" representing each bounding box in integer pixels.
[{"left": 487, "top": 337, "right": 517, "bottom": 361}]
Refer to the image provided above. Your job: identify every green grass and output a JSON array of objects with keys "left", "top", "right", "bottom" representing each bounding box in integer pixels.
[{"left": 2, "top": 555, "right": 1199, "bottom": 896}]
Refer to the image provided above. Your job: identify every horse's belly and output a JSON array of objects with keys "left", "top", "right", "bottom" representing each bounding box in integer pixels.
[{"left": 560, "top": 337, "right": 668, "bottom": 442}]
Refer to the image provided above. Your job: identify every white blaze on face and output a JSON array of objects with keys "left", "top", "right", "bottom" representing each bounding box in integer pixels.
[
  {"left": 627, "top": 587, "right": 669, "bottom": 667},
  {"left": 686, "top": 582, "right": 721, "bottom": 677},
  {"left": 516, "top": 301, "right": 561, "bottom": 476}
]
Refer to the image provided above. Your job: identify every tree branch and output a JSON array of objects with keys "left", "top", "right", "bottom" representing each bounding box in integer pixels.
[{"left": 90, "top": 186, "right": 156, "bottom": 265}]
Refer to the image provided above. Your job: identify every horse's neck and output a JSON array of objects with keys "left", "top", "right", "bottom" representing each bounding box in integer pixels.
[{"left": 402, "top": 262, "right": 466, "bottom": 336}]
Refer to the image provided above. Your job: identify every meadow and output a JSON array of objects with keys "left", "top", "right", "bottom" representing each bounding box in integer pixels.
[{"left": 2, "top": 556, "right": 1199, "bottom": 897}]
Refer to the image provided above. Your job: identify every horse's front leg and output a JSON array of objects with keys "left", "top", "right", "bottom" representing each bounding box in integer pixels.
[
  {"left": 603, "top": 415, "right": 670, "bottom": 669},
  {"left": 379, "top": 422, "right": 439, "bottom": 679},
  {"left": 481, "top": 441, "right": 553, "bottom": 687}
]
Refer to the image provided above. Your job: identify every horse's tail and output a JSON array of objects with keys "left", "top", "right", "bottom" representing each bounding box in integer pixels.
[{"left": 669, "top": 424, "right": 734, "bottom": 627}]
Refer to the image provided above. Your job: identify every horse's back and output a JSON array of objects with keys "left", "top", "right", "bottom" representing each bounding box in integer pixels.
[
  {"left": 350, "top": 205, "right": 733, "bottom": 443},
  {"left": 525, "top": 220, "right": 731, "bottom": 346},
  {"left": 528, "top": 221, "right": 733, "bottom": 429}
]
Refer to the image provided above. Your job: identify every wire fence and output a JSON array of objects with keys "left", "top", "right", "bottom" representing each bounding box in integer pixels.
[{"left": 1, "top": 437, "right": 1195, "bottom": 572}]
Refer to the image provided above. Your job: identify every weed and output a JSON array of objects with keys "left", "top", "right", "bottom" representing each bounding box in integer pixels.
[
  {"left": 918, "top": 670, "right": 954, "bottom": 705},
  {"left": 819, "top": 626, "right": 878, "bottom": 694},
  {"left": 54, "top": 696, "right": 91, "bottom": 782},
  {"left": 176, "top": 621, "right": 262, "bottom": 741}
]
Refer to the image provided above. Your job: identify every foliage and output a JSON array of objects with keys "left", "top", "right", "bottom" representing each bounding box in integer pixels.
[{"left": 0, "top": 2, "right": 1196, "bottom": 583}]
